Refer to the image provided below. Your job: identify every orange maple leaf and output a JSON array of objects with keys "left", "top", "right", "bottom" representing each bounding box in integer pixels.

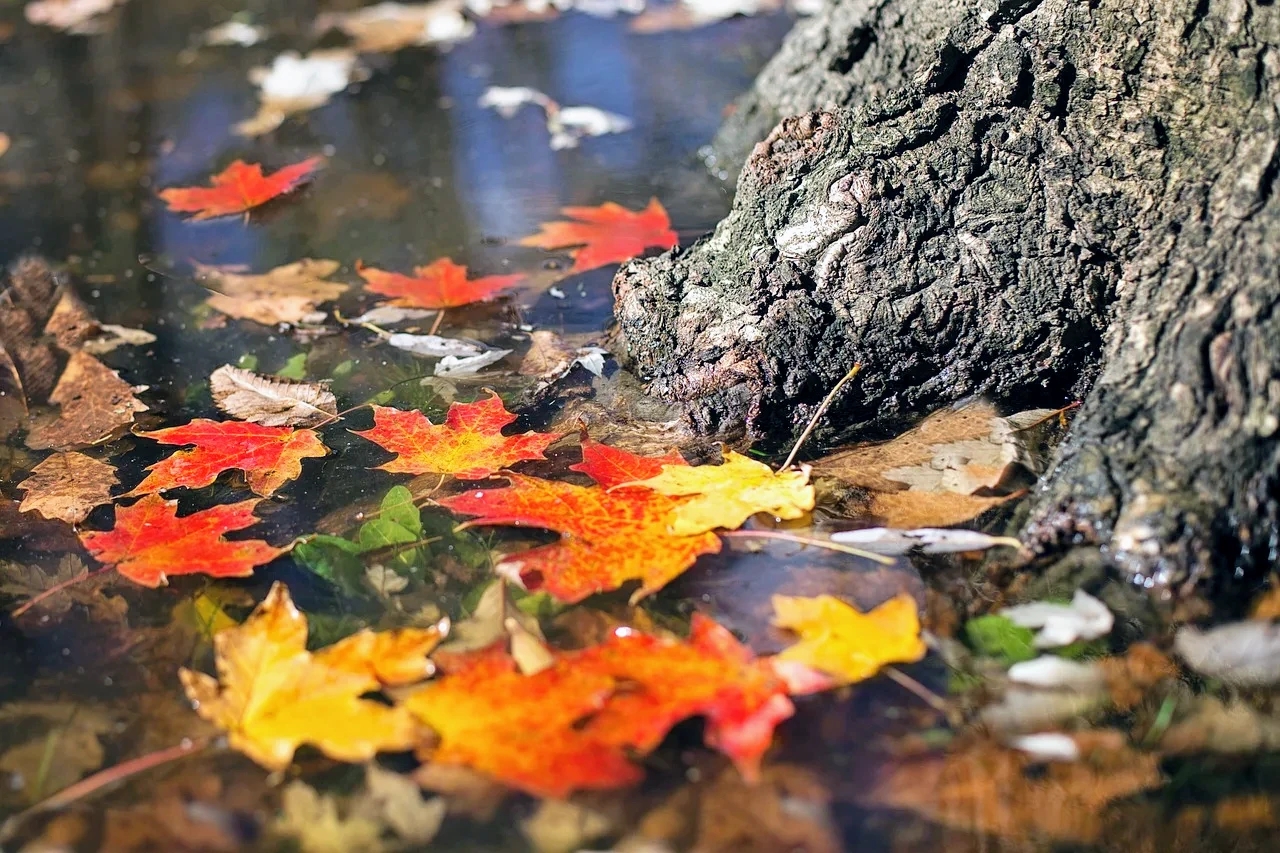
[
  {"left": 158, "top": 158, "right": 323, "bottom": 220},
  {"left": 519, "top": 198, "right": 678, "bottom": 272},
  {"left": 80, "top": 494, "right": 284, "bottom": 586},
  {"left": 127, "top": 419, "right": 328, "bottom": 498},
  {"left": 356, "top": 258, "right": 525, "bottom": 309},
  {"left": 438, "top": 439, "right": 720, "bottom": 602},
  {"left": 353, "top": 391, "right": 561, "bottom": 478}
]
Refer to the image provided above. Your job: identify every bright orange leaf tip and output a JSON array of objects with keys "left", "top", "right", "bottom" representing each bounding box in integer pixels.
[
  {"left": 181, "top": 582, "right": 447, "bottom": 771},
  {"left": 126, "top": 419, "right": 328, "bottom": 498},
  {"left": 80, "top": 494, "right": 285, "bottom": 587},
  {"left": 438, "top": 437, "right": 719, "bottom": 603},
  {"left": 158, "top": 157, "right": 323, "bottom": 220},
  {"left": 518, "top": 198, "right": 678, "bottom": 272},
  {"left": 355, "top": 258, "right": 525, "bottom": 309},
  {"left": 353, "top": 390, "right": 562, "bottom": 479},
  {"left": 771, "top": 593, "right": 926, "bottom": 684}
]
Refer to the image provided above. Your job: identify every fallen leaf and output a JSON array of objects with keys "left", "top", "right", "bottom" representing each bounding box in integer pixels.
[
  {"left": 25, "top": 0, "right": 124, "bottom": 33},
  {"left": 519, "top": 199, "right": 678, "bottom": 272},
  {"left": 1174, "top": 620, "right": 1280, "bottom": 687},
  {"left": 0, "top": 256, "right": 64, "bottom": 434},
  {"left": 357, "top": 258, "right": 524, "bottom": 309},
  {"left": 518, "top": 330, "right": 609, "bottom": 383},
  {"left": 479, "top": 86, "right": 633, "bottom": 150},
  {"left": 0, "top": 554, "right": 126, "bottom": 623},
  {"left": 632, "top": 450, "right": 814, "bottom": 535},
  {"left": 354, "top": 390, "right": 560, "bottom": 478},
  {"left": 434, "top": 348, "right": 513, "bottom": 376},
  {"left": 443, "top": 579, "right": 545, "bottom": 652},
  {"left": 438, "top": 438, "right": 720, "bottom": 602},
  {"left": 520, "top": 798, "right": 615, "bottom": 853},
  {"left": 79, "top": 323, "right": 156, "bottom": 355},
  {"left": 272, "top": 781, "right": 382, "bottom": 853},
  {"left": 770, "top": 593, "right": 926, "bottom": 684},
  {"left": 351, "top": 765, "right": 447, "bottom": 846},
  {"left": 1001, "top": 590, "right": 1114, "bottom": 648},
  {"left": 864, "top": 736, "right": 1162, "bottom": 842},
  {"left": 210, "top": 364, "right": 337, "bottom": 427},
  {"left": 181, "top": 582, "right": 444, "bottom": 770},
  {"left": 347, "top": 305, "right": 437, "bottom": 326},
  {"left": 829, "top": 527, "right": 1022, "bottom": 555},
  {"left": 863, "top": 489, "right": 1011, "bottom": 528},
  {"left": 384, "top": 332, "right": 487, "bottom": 358},
  {"left": 315, "top": 1, "right": 475, "bottom": 53},
  {"left": 0, "top": 701, "right": 116, "bottom": 803},
  {"left": 237, "top": 51, "right": 368, "bottom": 137},
  {"left": 25, "top": 351, "right": 148, "bottom": 451},
  {"left": 17, "top": 450, "right": 118, "bottom": 524},
  {"left": 158, "top": 158, "right": 323, "bottom": 220},
  {"left": 195, "top": 259, "right": 348, "bottom": 326},
  {"left": 127, "top": 419, "right": 328, "bottom": 498},
  {"left": 80, "top": 494, "right": 284, "bottom": 587}
]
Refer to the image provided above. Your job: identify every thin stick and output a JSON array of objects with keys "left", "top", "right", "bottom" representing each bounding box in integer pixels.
[
  {"left": 882, "top": 666, "right": 950, "bottom": 715},
  {"left": 721, "top": 529, "right": 895, "bottom": 564},
  {"left": 781, "top": 363, "right": 862, "bottom": 470},
  {"left": 12, "top": 567, "right": 113, "bottom": 619},
  {"left": 23, "top": 736, "right": 212, "bottom": 814},
  {"left": 429, "top": 310, "right": 445, "bottom": 335}
]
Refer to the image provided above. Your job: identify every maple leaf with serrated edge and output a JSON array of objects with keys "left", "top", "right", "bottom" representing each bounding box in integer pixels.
[
  {"left": 158, "top": 158, "right": 322, "bottom": 221},
  {"left": 518, "top": 198, "right": 678, "bottom": 272},
  {"left": 353, "top": 391, "right": 561, "bottom": 478},
  {"left": 181, "top": 582, "right": 444, "bottom": 770},
  {"left": 631, "top": 450, "right": 815, "bottom": 535},
  {"left": 403, "top": 646, "right": 639, "bottom": 798},
  {"left": 771, "top": 593, "right": 926, "bottom": 684},
  {"left": 126, "top": 419, "right": 328, "bottom": 498},
  {"left": 356, "top": 258, "right": 525, "bottom": 309},
  {"left": 437, "top": 438, "right": 719, "bottom": 602},
  {"left": 80, "top": 494, "right": 285, "bottom": 587}
]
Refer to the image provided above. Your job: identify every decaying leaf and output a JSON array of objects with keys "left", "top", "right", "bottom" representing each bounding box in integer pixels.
[
  {"left": 272, "top": 781, "right": 383, "bottom": 853},
  {"left": 357, "top": 258, "right": 524, "bottom": 309},
  {"left": 127, "top": 419, "right": 328, "bottom": 497},
  {"left": 829, "top": 527, "right": 1022, "bottom": 555},
  {"left": 1001, "top": 590, "right": 1114, "bottom": 648},
  {"left": 519, "top": 199, "right": 678, "bottom": 272},
  {"left": 632, "top": 450, "right": 814, "bottom": 535},
  {"left": 210, "top": 364, "right": 337, "bottom": 427},
  {"left": 195, "top": 259, "right": 348, "bottom": 326},
  {"left": 1174, "top": 620, "right": 1280, "bottom": 687},
  {"left": 771, "top": 593, "right": 926, "bottom": 684},
  {"left": 80, "top": 494, "right": 285, "bottom": 587},
  {"left": 0, "top": 701, "right": 117, "bottom": 803},
  {"left": 479, "top": 86, "right": 633, "bottom": 150},
  {"left": 0, "top": 554, "right": 127, "bottom": 623},
  {"left": 237, "top": 51, "right": 369, "bottom": 137},
  {"left": 17, "top": 450, "right": 118, "bottom": 524},
  {"left": 351, "top": 765, "right": 447, "bottom": 847},
  {"left": 434, "top": 348, "right": 513, "bottom": 376},
  {"left": 354, "top": 391, "right": 561, "bottom": 478},
  {"left": 25, "top": 351, "right": 148, "bottom": 451},
  {"left": 79, "top": 323, "right": 156, "bottom": 355},
  {"left": 0, "top": 256, "right": 64, "bottom": 434},
  {"left": 385, "top": 332, "right": 487, "bottom": 358},
  {"left": 158, "top": 158, "right": 323, "bottom": 220},
  {"left": 438, "top": 438, "right": 720, "bottom": 602},
  {"left": 518, "top": 330, "right": 608, "bottom": 384},
  {"left": 315, "top": 1, "right": 475, "bottom": 53},
  {"left": 864, "top": 735, "right": 1162, "bottom": 842},
  {"left": 180, "top": 582, "right": 445, "bottom": 770}
]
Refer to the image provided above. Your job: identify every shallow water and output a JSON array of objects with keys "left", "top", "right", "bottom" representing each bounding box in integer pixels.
[{"left": 1, "top": 2, "right": 1274, "bottom": 852}]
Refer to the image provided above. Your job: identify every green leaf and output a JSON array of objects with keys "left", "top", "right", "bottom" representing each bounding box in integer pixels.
[
  {"left": 379, "top": 485, "right": 422, "bottom": 538},
  {"left": 276, "top": 352, "right": 307, "bottom": 380},
  {"left": 964, "top": 614, "right": 1037, "bottom": 664},
  {"left": 295, "top": 535, "right": 366, "bottom": 597}
]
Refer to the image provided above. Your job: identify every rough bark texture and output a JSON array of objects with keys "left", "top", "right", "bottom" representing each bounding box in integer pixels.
[{"left": 613, "top": 0, "right": 1280, "bottom": 589}]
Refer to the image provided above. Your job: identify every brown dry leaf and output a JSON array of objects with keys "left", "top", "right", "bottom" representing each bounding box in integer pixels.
[
  {"left": 17, "top": 451, "right": 118, "bottom": 524},
  {"left": 518, "top": 330, "right": 608, "bottom": 385},
  {"left": 44, "top": 289, "right": 100, "bottom": 351},
  {"left": 1097, "top": 642, "right": 1178, "bottom": 711},
  {"left": 315, "top": 1, "right": 475, "bottom": 53},
  {"left": 195, "top": 259, "right": 348, "bottom": 327},
  {"left": 210, "top": 364, "right": 337, "bottom": 427},
  {"left": 25, "top": 351, "right": 148, "bottom": 451},
  {"left": 271, "top": 781, "right": 382, "bottom": 853},
  {"left": 0, "top": 700, "right": 117, "bottom": 804},
  {"left": 0, "top": 256, "right": 63, "bottom": 434},
  {"left": 0, "top": 554, "right": 127, "bottom": 623},
  {"left": 866, "top": 490, "right": 1011, "bottom": 528},
  {"left": 865, "top": 734, "right": 1162, "bottom": 842}
]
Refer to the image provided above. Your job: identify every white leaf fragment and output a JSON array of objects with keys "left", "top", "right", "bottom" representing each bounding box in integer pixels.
[
  {"left": 1174, "top": 620, "right": 1280, "bottom": 686},
  {"left": 26, "top": 0, "right": 124, "bottom": 33},
  {"left": 830, "top": 527, "right": 1022, "bottom": 555},
  {"left": 237, "top": 50, "right": 369, "bottom": 137},
  {"left": 316, "top": 1, "right": 475, "bottom": 53},
  {"left": 434, "top": 349, "right": 512, "bottom": 377},
  {"left": 80, "top": 324, "right": 156, "bottom": 355},
  {"left": 1006, "top": 732, "right": 1081, "bottom": 762},
  {"left": 1007, "top": 656, "right": 1104, "bottom": 690},
  {"left": 203, "top": 20, "right": 267, "bottom": 46},
  {"left": 479, "top": 86, "right": 632, "bottom": 150},
  {"left": 386, "top": 333, "right": 487, "bottom": 358},
  {"left": 347, "top": 305, "right": 438, "bottom": 326},
  {"left": 1000, "top": 590, "right": 1114, "bottom": 648}
]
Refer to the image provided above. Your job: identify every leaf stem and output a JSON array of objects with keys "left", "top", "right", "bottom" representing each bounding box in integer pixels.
[
  {"left": 11, "top": 566, "right": 113, "bottom": 619},
  {"left": 781, "top": 363, "right": 861, "bottom": 471},
  {"left": 721, "top": 529, "right": 895, "bottom": 565}
]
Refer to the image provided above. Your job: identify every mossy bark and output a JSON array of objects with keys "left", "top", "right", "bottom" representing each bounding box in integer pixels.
[{"left": 613, "top": 0, "right": 1280, "bottom": 590}]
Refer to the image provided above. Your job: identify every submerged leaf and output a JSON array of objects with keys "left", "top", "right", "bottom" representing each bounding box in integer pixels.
[
  {"left": 158, "top": 158, "right": 323, "bottom": 220},
  {"left": 771, "top": 593, "right": 926, "bottom": 684},
  {"left": 519, "top": 199, "right": 678, "bottom": 272},
  {"left": 210, "top": 364, "right": 337, "bottom": 427},
  {"left": 25, "top": 352, "right": 149, "bottom": 451},
  {"left": 195, "top": 259, "right": 347, "bottom": 327}
]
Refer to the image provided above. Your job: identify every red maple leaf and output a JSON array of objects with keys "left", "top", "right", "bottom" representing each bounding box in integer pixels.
[
  {"left": 158, "top": 158, "right": 323, "bottom": 220},
  {"left": 353, "top": 391, "right": 561, "bottom": 478},
  {"left": 518, "top": 198, "right": 678, "bottom": 272},
  {"left": 127, "top": 419, "right": 329, "bottom": 498},
  {"left": 80, "top": 494, "right": 284, "bottom": 587},
  {"left": 356, "top": 258, "right": 525, "bottom": 309},
  {"left": 437, "top": 438, "right": 720, "bottom": 602}
]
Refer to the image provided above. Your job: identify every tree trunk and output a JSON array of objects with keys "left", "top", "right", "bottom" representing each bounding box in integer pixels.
[{"left": 612, "top": 0, "right": 1280, "bottom": 591}]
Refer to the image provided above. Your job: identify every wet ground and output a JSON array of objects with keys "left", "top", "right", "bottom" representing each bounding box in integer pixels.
[{"left": 2, "top": 1, "right": 1280, "bottom": 852}]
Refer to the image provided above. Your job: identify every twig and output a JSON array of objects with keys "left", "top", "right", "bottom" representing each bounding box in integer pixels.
[
  {"left": 781, "top": 363, "right": 862, "bottom": 470},
  {"left": 12, "top": 567, "right": 113, "bottom": 619},
  {"left": 429, "top": 310, "right": 445, "bottom": 335},
  {"left": 721, "top": 529, "right": 895, "bottom": 564},
  {"left": 882, "top": 666, "right": 950, "bottom": 715}
]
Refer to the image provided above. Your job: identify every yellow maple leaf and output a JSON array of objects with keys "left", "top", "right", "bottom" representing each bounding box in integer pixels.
[
  {"left": 632, "top": 450, "right": 815, "bottom": 535},
  {"left": 771, "top": 593, "right": 925, "bottom": 684},
  {"left": 179, "top": 582, "right": 446, "bottom": 771}
]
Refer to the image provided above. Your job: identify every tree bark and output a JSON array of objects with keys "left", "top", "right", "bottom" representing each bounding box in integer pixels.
[{"left": 613, "top": 0, "right": 1280, "bottom": 590}]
